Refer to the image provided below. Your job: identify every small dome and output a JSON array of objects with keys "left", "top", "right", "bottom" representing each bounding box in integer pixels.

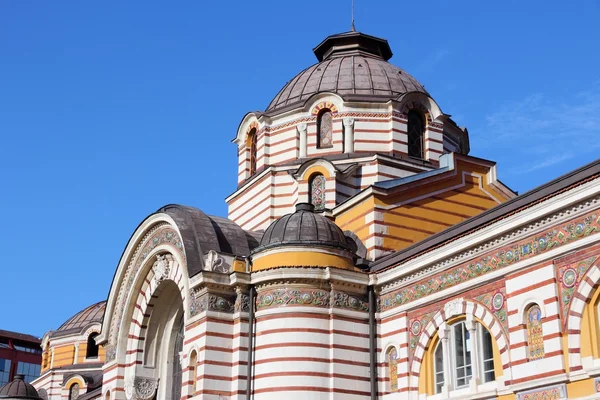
[
  {"left": 0, "top": 374, "right": 43, "bottom": 400},
  {"left": 266, "top": 31, "right": 427, "bottom": 114},
  {"left": 54, "top": 301, "right": 106, "bottom": 336},
  {"left": 255, "top": 203, "right": 351, "bottom": 252}
]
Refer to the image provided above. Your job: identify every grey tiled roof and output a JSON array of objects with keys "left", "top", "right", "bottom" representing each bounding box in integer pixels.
[
  {"left": 53, "top": 301, "right": 105, "bottom": 337},
  {"left": 266, "top": 31, "right": 427, "bottom": 114}
]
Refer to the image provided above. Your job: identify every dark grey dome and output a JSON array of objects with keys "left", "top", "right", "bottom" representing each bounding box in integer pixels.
[
  {"left": 50, "top": 301, "right": 106, "bottom": 338},
  {"left": 266, "top": 31, "right": 428, "bottom": 114},
  {"left": 0, "top": 375, "right": 43, "bottom": 400},
  {"left": 254, "top": 203, "right": 351, "bottom": 252}
]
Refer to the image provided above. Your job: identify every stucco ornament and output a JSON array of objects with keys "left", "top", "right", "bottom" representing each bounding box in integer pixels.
[
  {"left": 152, "top": 254, "right": 171, "bottom": 283},
  {"left": 343, "top": 117, "right": 355, "bottom": 127},
  {"left": 125, "top": 376, "right": 159, "bottom": 400},
  {"left": 205, "top": 250, "right": 227, "bottom": 273},
  {"left": 444, "top": 297, "right": 464, "bottom": 318}
]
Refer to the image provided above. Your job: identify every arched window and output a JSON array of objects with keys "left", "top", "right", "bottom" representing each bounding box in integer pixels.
[
  {"left": 526, "top": 304, "right": 544, "bottom": 360},
  {"left": 309, "top": 174, "right": 326, "bottom": 211},
  {"left": 386, "top": 347, "right": 398, "bottom": 392},
  {"left": 69, "top": 383, "right": 80, "bottom": 400},
  {"left": 433, "top": 321, "right": 495, "bottom": 394},
  {"left": 247, "top": 128, "right": 258, "bottom": 176},
  {"left": 104, "top": 391, "right": 110, "bottom": 400},
  {"left": 86, "top": 333, "right": 99, "bottom": 359},
  {"left": 189, "top": 350, "right": 198, "bottom": 395},
  {"left": 407, "top": 110, "right": 425, "bottom": 158},
  {"left": 317, "top": 109, "right": 333, "bottom": 149}
]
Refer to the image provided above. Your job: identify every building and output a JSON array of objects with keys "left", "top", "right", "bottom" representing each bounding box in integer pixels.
[
  {"left": 0, "top": 330, "right": 42, "bottom": 386},
  {"left": 31, "top": 30, "right": 600, "bottom": 400}
]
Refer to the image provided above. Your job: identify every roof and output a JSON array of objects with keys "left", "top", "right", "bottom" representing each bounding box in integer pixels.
[
  {"left": 157, "top": 204, "right": 260, "bottom": 277},
  {"left": 371, "top": 158, "right": 600, "bottom": 272},
  {"left": 0, "top": 330, "right": 41, "bottom": 344},
  {"left": 253, "top": 203, "right": 351, "bottom": 253},
  {"left": 0, "top": 375, "right": 42, "bottom": 400},
  {"left": 52, "top": 301, "right": 105, "bottom": 338},
  {"left": 266, "top": 31, "right": 427, "bottom": 114}
]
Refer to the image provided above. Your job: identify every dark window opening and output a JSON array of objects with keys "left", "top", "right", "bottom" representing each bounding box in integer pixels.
[
  {"left": 407, "top": 110, "right": 425, "bottom": 158},
  {"left": 86, "top": 333, "right": 99, "bottom": 358}
]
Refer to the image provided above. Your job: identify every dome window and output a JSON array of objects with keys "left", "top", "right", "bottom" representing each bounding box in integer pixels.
[
  {"left": 86, "top": 332, "right": 99, "bottom": 359},
  {"left": 407, "top": 110, "right": 425, "bottom": 158},
  {"left": 309, "top": 174, "right": 326, "bottom": 210},
  {"left": 317, "top": 109, "right": 333, "bottom": 149},
  {"left": 247, "top": 128, "right": 258, "bottom": 176}
]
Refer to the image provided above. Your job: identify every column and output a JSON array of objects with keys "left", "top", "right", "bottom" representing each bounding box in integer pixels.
[
  {"left": 465, "top": 315, "right": 480, "bottom": 390},
  {"left": 438, "top": 322, "right": 451, "bottom": 398},
  {"left": 343, "top": 118, "right": 354, "bottom": 153},
  {"left": 298, "top": 123, "right": 307, "bottom": 158}
]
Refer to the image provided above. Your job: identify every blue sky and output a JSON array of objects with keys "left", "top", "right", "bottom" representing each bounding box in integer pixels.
[{"left": 1, "top": 1, "right": 599, "bottom": 337}]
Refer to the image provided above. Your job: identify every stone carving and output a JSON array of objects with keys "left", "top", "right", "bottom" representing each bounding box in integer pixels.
[
  {"left": 257, "top": 288, "right": 330, "bottom": 310},
  {"left": 331, "top": 291, "right": 368, "bottom": 311},
  {"left": 235, "top": 292, "right": 250, "bottom": 313},
  {"left": 189, "top": 289, "right": 235, "bottom": 316},
  {"left": 205, "top": 250, "right": 228, "bottom": 273},
  {"left": 152, "top": 254, "right": 171, "bottom": 283},
  {"left": 343, "top": 117, "right": 355, "bottom": 127},
  {"left": 297, "top": 122, "right": 307, "bottom": 132},
  {"left": 125, "top": 376, "right": 159, "bottom": 400}
]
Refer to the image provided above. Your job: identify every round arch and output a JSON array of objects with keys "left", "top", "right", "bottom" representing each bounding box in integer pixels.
[{"left": 410, "top": 298, "right": 511, "bottom": 390}]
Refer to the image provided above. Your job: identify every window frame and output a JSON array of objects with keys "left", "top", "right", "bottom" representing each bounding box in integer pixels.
[{"left": 407, "top": 109, "right": 425, "bottom": 159}]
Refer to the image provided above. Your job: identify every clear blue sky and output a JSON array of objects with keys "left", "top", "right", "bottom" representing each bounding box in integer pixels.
[{"left": 1, "top": 1, "right": 599, "bottom": 337}]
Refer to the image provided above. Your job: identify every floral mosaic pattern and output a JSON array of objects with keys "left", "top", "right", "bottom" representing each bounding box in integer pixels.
[
  {"left": 558, "top": 255, "right": 599, "bottom": 327},
  {"left": 380, "top": 212, "right": 600, "bottom": 312},
  {"left": 310, "top": 174, "right": 326, "bottom": 210},
  {"left": 331, "top": 291, "right": 368, "bottom": 311},
  {"left": 475, "top": 288, "right": 508, "bottom": 333},
  {"left": 516, "top": 384, "right": 566, "bottom": 400},
  {"left": 527, "top": 304, "right": 544, "bottom": 360},
  {"left": 408, "top": 310, "right": 437, "bottom": 361}
]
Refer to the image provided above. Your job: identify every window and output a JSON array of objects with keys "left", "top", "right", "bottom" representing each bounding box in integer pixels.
[
  {"left": 407, "top": 110, "right": 424, "bottom": 158},
  {"left": 434, "top": 321, "right": 495, "bottom": 394},
  {"left": 69, "top": 383, "right": 80, "bottom": 400},
  {"left": 86, "top": 333, "right": 99, "bottom": 359},
  {"left": 317, "top": 109, "right": 333, "bottom": 148},
  {"left": 386, "top": 347, "right": 398, "bottom": 392},
  {"left": 0, "top": 359, "right": 11, "bottom": 386},
  {"left": 17, "top": 361, "right": 40, "bottom": 383},
  {"left": 248, "top": 128, "right": 258, "bottom": 176},
  {"left": 526, "top": 304, "right": 544, "bottom": 360},
  {"left": 189, "top": 350, "right": 198, "bottom": 394},
  {"left": 309, "top": 174, "right": 326, "bottom": 211}
]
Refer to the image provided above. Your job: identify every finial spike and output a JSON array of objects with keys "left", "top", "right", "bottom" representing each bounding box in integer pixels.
[{"left": 351, "top": 0, "right": 355, "bottom": 31}]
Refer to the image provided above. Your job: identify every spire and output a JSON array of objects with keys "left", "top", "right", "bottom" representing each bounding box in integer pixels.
[{"left": 351, "top": 0, "right": 355, "bottom": 31}]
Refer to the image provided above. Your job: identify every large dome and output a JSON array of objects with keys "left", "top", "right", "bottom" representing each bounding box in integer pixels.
[
  {"left": 266, "top": 31, "right": 428, "bottom": 114},
  {"left": 52, "top": 301, "right": 106, "bottom": 337}
]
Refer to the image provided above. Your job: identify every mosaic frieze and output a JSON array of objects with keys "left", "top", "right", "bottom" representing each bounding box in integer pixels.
[
  {"left": 475, "top": 288, "right": 508, "bottom": 334},
  {"left": 380, "top": 212, "right": 600, "bottom": 312},
  {"left": 257, "top": 288, "right": 330, "bottom": 310},
  {"left": 516, "top": 383, "right": 566, "bottom": 400},
  {"left": 111, "top": 225, "right": 185, "bottom": 345},
  {"left": 189, "top": 290, "right": 235, "bottom": 316},
  {"left": 558, "top": 254, "right": 599, "bottom": 327}
]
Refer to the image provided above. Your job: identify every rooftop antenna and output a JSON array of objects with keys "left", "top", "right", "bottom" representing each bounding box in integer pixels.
[{"left": 351, "top": 0, "right": 356, "bottom": 31}]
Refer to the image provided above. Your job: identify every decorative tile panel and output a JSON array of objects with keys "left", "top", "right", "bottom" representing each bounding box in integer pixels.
[
  {"left": 557, "top": 255, "right": 599, "bottom": 328},
  {"left": 516, "top": 383, "right": 566, "bottom": 400},
  {"left": 475, "top": 288, "right": 508, "bottom": 334}
]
